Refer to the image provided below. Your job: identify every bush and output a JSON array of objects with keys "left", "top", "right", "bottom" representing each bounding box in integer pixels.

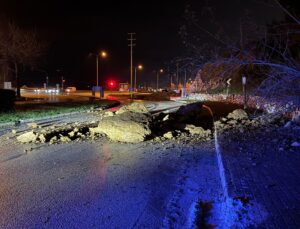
[{"left": 0, "top": 89, "right": 15, "bottom": 112}]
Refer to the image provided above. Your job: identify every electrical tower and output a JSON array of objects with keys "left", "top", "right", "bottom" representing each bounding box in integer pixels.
[{"left": 128, "top": 33, "right": 136, "bottom": 92}]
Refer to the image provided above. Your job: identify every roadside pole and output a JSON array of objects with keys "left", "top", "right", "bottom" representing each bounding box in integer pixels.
[{"left": 242, "top": 76, "right": 247, "bottom": 109}]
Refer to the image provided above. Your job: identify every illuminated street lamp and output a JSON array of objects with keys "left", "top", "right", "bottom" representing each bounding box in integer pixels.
[
  {"left": 96, "top": 51, "right": 107, "bottom": 87},
  {"left": 134, "top": 64, "right": 143, "bottom": 91},
  {"left": 89, "top": 51, "right": 107, "bottom": 87},
  {"left": 156, "top": 69, "right": 164, "bottom": 91}
]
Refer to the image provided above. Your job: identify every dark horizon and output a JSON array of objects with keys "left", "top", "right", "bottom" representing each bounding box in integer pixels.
[{"left": 0, "top": 0, "right": 285, "bottom": 88}]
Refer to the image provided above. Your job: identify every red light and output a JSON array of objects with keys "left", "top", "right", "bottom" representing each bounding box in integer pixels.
[{"left": 107, "top": 80, "right": 117, "bottom": 89}]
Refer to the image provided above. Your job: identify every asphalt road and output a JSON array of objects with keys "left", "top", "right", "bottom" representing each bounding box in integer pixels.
[
  {"left": 0, "top": 136, "right": 221, "bottom": 228},
  {"left": 0, "top": 100, "right": 245, "bottom": 228}
]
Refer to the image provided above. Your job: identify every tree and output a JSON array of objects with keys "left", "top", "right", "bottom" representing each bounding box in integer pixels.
[
  {"left": 0, "top": 23, "right": 45, "bottom": 98},
  {"left": 179, "top": 1, "right": 300, "bottom": 99}
]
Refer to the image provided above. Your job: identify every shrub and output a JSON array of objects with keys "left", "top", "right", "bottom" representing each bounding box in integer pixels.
[{"left": 0, "top": 89, "right": 15, "bottom": 112}]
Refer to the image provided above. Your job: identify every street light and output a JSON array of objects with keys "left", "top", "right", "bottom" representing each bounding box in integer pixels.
[
  {"left": 134, "top": 64, "right": 143, "bottom": 91},
  {"left": 90, "top": 51, "right": 107, "bottom": 87},
  {"left": 156, "top": 69, "right": 164, "bottom": 91}
]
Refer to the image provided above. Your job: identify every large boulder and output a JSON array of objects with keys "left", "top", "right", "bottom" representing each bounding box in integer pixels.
[
  {"left": 91, "top": 111, "right": 151, "bottom": 143},
  {"left": 116, "top": 102, "right": 149, "bottom": 115},
  {"left": 227, "top": 109, "right": 248, "bottom": 120}
]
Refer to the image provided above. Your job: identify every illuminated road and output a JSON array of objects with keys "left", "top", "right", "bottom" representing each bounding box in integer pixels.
[
  {"left": 20, "top": 89, "right": 151, "bottom": 103},
  {"left": 0, "top": 134, "right": 221, "bottom": 228}
]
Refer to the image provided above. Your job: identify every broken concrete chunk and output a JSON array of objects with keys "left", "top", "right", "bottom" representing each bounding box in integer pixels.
[
  {"left": 103, "top": 111, "right": 114, "bottom": 117},
  {"left": 12, "top": 129, "right": 17, "bottom": 135},
  {"left": 163, "top": 131, "right": 173, "bottom": 139},
  {"left": 60, "top": 136, "right": 71, "bottom": 142},
  {"left": 227, "top": 109, "right": 248, "bottom": 120},
  {"left": 49, "top": 136, "right": 58, "bottom": 144},
  {"left": 77, "top": 132, "right": 86, "bottom": 139},
  {"left": 68, "top": 131, "right": 75, "bottom": 138},
  {"left": 163, "top": 114, "right": 169, "bottom": 121},
  {"left": 38, "top": 134, "right": 46, "bottom": 143},
  {"left": 17, "top": 131, "right": 37, "bottom": 143},
  {"left": 115, "top": 102, "right": 149, "bottom": 115},
  {"left": 185, "top": 125, "right": 211, "bottom": 137}
]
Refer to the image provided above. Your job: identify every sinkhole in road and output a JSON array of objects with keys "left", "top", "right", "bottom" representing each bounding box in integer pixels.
[{"left": 150, "top": 102, "right": 215, "bottom": 139}]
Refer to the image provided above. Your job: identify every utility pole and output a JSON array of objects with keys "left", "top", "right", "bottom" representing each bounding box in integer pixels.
[
  {"left": 128, "top": 33, "right": 136, "bottom": 96},
  {"left": 176, "top": 62, "right": 179, "bottom": 90},
  {"left": 182, "top": 69, "right": 187, "bottom": 97},
  {"left": 96, "top": 55, "right": 99, "bottom": 87},
  {"left": 61, "top": 76, "right": 64, "bottom": 90}
]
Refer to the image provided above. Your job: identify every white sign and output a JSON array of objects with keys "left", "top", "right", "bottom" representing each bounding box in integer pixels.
[
  {"left": 242, "top": 76, "right": 247, "bottom": 85},
  {"left": 4, "top": 82, "right": 12, "bottom": 89},
  {"left": 226, "top": 78, "right": 232, "bottom": 85}
]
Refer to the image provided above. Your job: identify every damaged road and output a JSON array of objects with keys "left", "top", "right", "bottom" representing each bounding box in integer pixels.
[
  {"left": 0, "top": 101, "right": 221, "bottom": 228},
  {"left": 1, "top": 100, "right": 296, "bottom": 228}
]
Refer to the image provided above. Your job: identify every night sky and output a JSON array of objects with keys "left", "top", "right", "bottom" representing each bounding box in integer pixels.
[{"left": 0, "top": 0, "right": 285, "bottom": 88}]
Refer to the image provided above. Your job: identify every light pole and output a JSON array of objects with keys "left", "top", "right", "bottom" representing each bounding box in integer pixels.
[
  {"left": 46, "top": 75, "right": 49, "bottom": 88},
  {"left": 96, "top": 51, "right": 107, "bottom": 87},
  {"left": 156, "top": 69, "right": 164, "bottom": 91},
  {"left": 134, "top": 65, "right": 143, "bottom": 91},
  {"left": 242, "top": 75, "right": 247, "bottom": 109},
  {"left": 61, "top": 76, "right": 65, "bottom": 91}
]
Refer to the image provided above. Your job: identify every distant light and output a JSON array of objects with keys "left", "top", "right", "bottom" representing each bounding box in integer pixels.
[
  {"left": 138, "top": 65, "right": 143, "bottom": 70},
  {"left": 159, "top": 69, "right": 164, "bottom": 73},
  {"left": 107, "top": 80, "right": 116, "bottom": 88},
  {"left": 101, "top": 51, "right": 107, "bottom": 58}
]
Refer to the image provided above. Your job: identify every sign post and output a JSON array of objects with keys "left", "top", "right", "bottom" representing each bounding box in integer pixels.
[{"left": 242, "top": 76, "right": 247, "bottom": 109}]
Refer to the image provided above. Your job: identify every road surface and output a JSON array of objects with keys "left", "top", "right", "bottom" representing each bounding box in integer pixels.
[
  {"left": 0, "top": 101, "right": 253, "bottom": 228},
  {"left": 0, "top": 135, "right": 222, "bottom": 228}
]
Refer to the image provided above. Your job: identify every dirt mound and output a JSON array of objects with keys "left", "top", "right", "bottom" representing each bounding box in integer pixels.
[{"left": 215, "top": 109, "right": 285, "bottom": 133}]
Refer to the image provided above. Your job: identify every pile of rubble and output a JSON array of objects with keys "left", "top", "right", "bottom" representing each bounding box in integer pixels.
[
  {"left": 15, "top": 102, "right": 213, "bottom": 144},
  {"left": 214, "top": 109, "right": 286, "bottom": 133},
  {"left": 215, "top": 108, "right": 300, "bottom": 148},
  {"left": 16, "top": 122, "right": 97, "bottom": 144}
]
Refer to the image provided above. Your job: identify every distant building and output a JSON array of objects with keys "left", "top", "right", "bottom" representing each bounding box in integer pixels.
[{"left": 119, "top": 82, "right": 129, "bottom": 91}]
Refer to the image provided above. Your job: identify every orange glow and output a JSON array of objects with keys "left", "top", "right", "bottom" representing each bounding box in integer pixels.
[{"left": 100, "top": 51, "right": 107, "bottom": 58}]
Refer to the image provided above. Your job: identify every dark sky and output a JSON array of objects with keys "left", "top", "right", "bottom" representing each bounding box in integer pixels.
[{"left": 0, "top": 0, "right": 285, "bottom": 88}]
